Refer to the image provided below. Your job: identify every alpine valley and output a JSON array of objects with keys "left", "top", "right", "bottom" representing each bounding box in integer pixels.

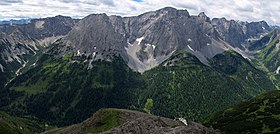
[{"left": 0, "top": 7, "right": 280, "bottom": 134}]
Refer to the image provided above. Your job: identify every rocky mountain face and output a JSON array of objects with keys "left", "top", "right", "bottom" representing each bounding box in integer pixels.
[
  {"left": 60, "top": 7, "right": 222, "bottom": 72},
  {"left": 0, "top": 7, "right": 279, "bottom": 134},
  {"left": 212, "top": 18, "right": 270, "bottom": 49},
  {"left": 0, "top": 15, "right": 78, "bottom": 47},
  {"left": 0, "top": 15, "right": 78, "bottom": 87},
  {"left": 44, "top": 108, "right": 220, "bottom": 134},
  {"left": 0, "top": 19, "right": 31, "bottom": 25},
  {"left": 58, "top": 7, "right": 271, "bottom": 72}
]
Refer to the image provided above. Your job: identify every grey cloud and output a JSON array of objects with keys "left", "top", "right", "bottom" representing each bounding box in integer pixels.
[
  {"left": 172, "top": 3, "right": 197, "bottom": 10},
  {"left": 0, "top": 0, "right": 279, "bottom": 26},
  {"left": 0, "top": 0, "right": 22, "bottom": 5},
  {"left": 236, "top": 6, "right": 254, "bottom": 12},
  {"left": 100, "top": 0, "right": 115, "bottom": 6},
  {"left": 57, "top": 0, "right": 81, "bottom": 3},
  {"left": 58, "top": 0, "right": 115, "bottom": 6}
]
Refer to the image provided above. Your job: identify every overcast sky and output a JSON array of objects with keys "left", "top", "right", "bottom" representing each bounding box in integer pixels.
[{"left": 0, "top": 0, "right": 279, "bottom": 25}]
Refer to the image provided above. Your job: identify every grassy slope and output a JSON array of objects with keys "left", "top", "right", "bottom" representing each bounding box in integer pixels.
[
  {"left": 43, "top": 108, "right": 184, "bottom": 134},
  {"left": 138, "top": 50, "right": 275, "bottom": 122},
  {"left": 0, "top": 111, "right": 46, "bottom": 134},
  {"left": 44, "top": 108, "right": 124, "bottom": 134},
  {"left": 249, "top": 30, "right": 280, "bottom": 89},
  {"left": 254, "top": 30, "right": 280, "bottom": 72},
  {"left": 4, "top": 52, "right": 144, "bottom": 126},
  {"left": 204, "top": 90, "right": 280, "bottom": 134},
  {"left": 2, "top": 49, "right": 277, "bottom": 128}
]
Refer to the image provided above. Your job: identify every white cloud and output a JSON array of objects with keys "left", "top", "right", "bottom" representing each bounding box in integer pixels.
[{"left": 0, "top": 0, "right": 279, "bottom": 25}]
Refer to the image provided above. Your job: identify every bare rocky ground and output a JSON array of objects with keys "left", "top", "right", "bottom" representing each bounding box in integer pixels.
[{"left": 43, "top": 108, "right": 220, "bottom": 134}]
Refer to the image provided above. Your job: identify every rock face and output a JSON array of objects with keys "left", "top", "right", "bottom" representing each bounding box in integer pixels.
[
  {"left": 59, "top": 7, "right": 271, "bottom": 72},
  {"left": 0, "top": 15, "right": 78, "bottom": 62},
  {"left": 0, "top": 7, "right": 274, "bottom": 75},
  {"left": 102, "top": 117, "right": 220, "bottom": 134},
  {"left": 43, "top": 108, "right": 220, "bottom": 134},
  {"left": 0, "top": 15, "right": 78, "bottom": 87},
  {"left": 0, "top": 15, "right": 77, "bottom": 38},
  {"left": 211, "top": 18, "right": 271, "bottom": 49}
]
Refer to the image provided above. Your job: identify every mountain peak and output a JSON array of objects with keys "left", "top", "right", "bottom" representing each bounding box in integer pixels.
[
  {"left": 198, "top": 12, "right": 206, "bottom": 17},
  {"left": 157, "top": 7, "right": 177, "bottom": 11},
  {"left": 198, "top": 12, "right": 210, "bottom": 22},
  {"left": 155, "top": 7, "right": 190, "bottom": 17}
]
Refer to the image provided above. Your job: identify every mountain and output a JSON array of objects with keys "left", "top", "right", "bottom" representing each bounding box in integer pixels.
[
  {"left": 0, "top": 7, "right": 279, "bottom": 133},
  {"left": 204, "top": 90, "right": 280, "bottom": 134},
  {"left": 246, "top": 29, "right": 280, "bottom": 89},
  {"left": 2, "top": 47, "right": 144, "bottom": 125},
  {"left": 1, "top": 49, "right": 275, "bottom": 127},
  {"left": 253, "top": 30, "right": 280, "bottom": 72},
  {"left": 0, "top": 19, "right": 31, "bottom": 25},
  {"left": 0, "top": 15, "right": 78, "bottom": 88},
  {"left": 60, "top": 7, "right": 217, "bottom": 72},
  {"left": 43, "top": 108, "right": 220, "bottom": 134},
  {"left": 271, "top": 25, "right": 280, "bottom": 30},
  {"left": 0, "top": 15, "right": 78, "bottom": 41},
  {"left": 59, "top": 7, "right": 270, "bottom": 73},
  {"left": 211, "top": 18, "right": 270, "bottom": 49},
  {"left": 138, "top": 50, "right": 274, "bottom": 122}
]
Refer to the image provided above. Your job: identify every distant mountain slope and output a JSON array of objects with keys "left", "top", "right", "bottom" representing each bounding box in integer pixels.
[
  {"left": 247, "top": 30, "right": 280, "bottom": 88},
  {"left": 212, "top": 18, "right": 270, "bottom": 49},
  {"left": 43, "top": 108, "right": 220, "bottom": 134},
  {"left": 0, "top": 15, "right": 78, "bottom": 42},
  {"left": 0, "top": 16, "right": 78, "bottom": 88},
  {"left": 210, "top": 51, "right": 274, "bottom": 93},
  {"left": 0, "top": 19, "right": 31, "bottom": 25},
  {"left": 254, "top": 30, "right": 280, "bottom": 72},
  {"left": 204, "top": 90, "right": 280, "bottom": 134}
]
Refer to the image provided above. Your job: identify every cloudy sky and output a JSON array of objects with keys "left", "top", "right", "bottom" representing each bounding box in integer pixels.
[{"left": 0, "top": 0, "right": 279, "bottom": 25}]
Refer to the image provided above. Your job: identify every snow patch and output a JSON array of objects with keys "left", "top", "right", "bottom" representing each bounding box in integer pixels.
[
  {"left": 92, "top": 52, "right": 96, "bottom": 58},
  {"left": 244, "top": 57, "right": 252, "bottom": 61},
  {"left": 88, "top": 52, "right": 96, "bottom": 69},
  {"left": 0, "top": 64, "right": 4, "bottom": 72},
  {"left": 188, "top": 38, "right": 192, "bottom": 42},
  {"left": 145, "top": 44, "right": 151, "bottom": 47},
  {"left": 276, "top": 66, "right": 280, "bottom": 74},
  {"left": 136, "top": 37, "right": 144, "bottom": 45},
  {"left": 178, "top": 118, "right": 188, "bottom": 126},
  {"left": 14, "top": 56, "right": 23, "bottom": 64},
  {"left": 262, "top": 26, "right": 265, "bottom": 30},
  {"left": 15, "top": 60, "right": 27, "bottom": 76},
  {"left": 32, "top": 59, "right": 38, "bottom": 66},
  {"left": 127, "top": 40, "right": 133, "bottom": 46},
  {"left": 187, "top": 45, "right": 194, "bottom": 51},
  {"left": 145, "top": 44, "right": 156, "bottom": 50},
  {"left": 152, "top": 45, "right": 156, "bottom": 50},
  {"left": 77, "top": 50, "right": 81, "bottom": 56},
  {"left": 207, "top": 43, "right": 210, "bottom": 46}
]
